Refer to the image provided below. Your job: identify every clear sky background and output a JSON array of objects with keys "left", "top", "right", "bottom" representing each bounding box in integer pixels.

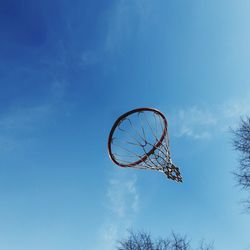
[{"left": 1, "top": 0, "right": 250, "bottom": 249}]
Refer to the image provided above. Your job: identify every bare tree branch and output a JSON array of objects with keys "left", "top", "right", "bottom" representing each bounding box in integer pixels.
[
  {"left": 232, "top": 117, "right": 250, "bottom": 211},
  {"left": 117, "top": 231, "right": 214, "bottom": 250},
  {"left": 197, "top": 239, "right": 214, "bottom": 250}
]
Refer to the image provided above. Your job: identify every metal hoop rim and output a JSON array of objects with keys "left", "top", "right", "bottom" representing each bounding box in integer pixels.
[{"left": 108, "top": 107, "right": 168, "bottom": 168}]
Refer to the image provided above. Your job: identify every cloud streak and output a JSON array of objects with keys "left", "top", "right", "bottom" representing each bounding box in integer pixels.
[
  {"left": 94, "top": 171, "right": 139, "bottom": 250},
  {"left": 0, "top": 81, "right": 68, "bottom": 153},
  {"left": 0, "top": 104, "right": 52, "bottom": 152},
  {"left": 70, "top": 0, "right": 155, "bottom": 72},
  {"left": 107, "top": 172, "right": 139, "bottom": 217},
  {"left": 105, "top": 0, "right": 153, "bottom": 54},
  {"left": 170, "top": 99, "right": 250, "bottom": 140}
]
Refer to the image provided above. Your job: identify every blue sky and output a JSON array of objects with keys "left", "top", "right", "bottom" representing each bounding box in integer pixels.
[{"left": 1, "top": 0, "right": 250, "bottom": 249}]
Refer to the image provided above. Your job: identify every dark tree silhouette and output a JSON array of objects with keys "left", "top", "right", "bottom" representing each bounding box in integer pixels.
[
  {"left": 232, "top": 117, "right": 250, "bottom": 210},
  {"left": 117, "top": 231, "right": 214, "bottom": 250}
]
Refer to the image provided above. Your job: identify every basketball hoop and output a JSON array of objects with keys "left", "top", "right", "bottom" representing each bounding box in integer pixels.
[{"left": 108, "top": 108, "right": 182, "bottom": 182}]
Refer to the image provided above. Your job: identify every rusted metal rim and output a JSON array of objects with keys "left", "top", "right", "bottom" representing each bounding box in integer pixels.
[{"left": 107, "top": 107, "right": 168, "bottom": 167}]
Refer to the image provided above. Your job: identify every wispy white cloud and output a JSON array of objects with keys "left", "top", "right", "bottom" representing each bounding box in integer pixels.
[
  {"left": 0, "top": 81, "right": 68, "bottom": 153},
  {"left": 105, "top": 0, "right": 153, "bottom": 54},
  {"left": 0, "top": 104, "right": 52, "bottom": 130},
  {"left": 0, "top": 104, "right": 52, "bottom": 152},
  {"left": 171, "top": 106, "right": 217, "bottom": 140},
  {"left": 76, "top": 0, "right": 154, "bottom": 71},
  {"left": 107, "top": 172, "right": 139, "bottom": 217},
  {"left": 220, "top": 99, "right": 250, "bottom": 120},
  {"left": 0, "top": 136, "right": 20, "bottom": 152},
  {"left": 170, "top": 98, "right": 250, "bottom": 140},
  {"left": 81, "top": 51, "right": 101, "bottom": 69},
  {"left": 93, "top": 171, "right": 139, "bottom": 250},
  {"left": 50, "top": 80, "right": 68, "bottom": 100},
  {"left": 94, "top": 223, "right": 118, "bottom": 250}
]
